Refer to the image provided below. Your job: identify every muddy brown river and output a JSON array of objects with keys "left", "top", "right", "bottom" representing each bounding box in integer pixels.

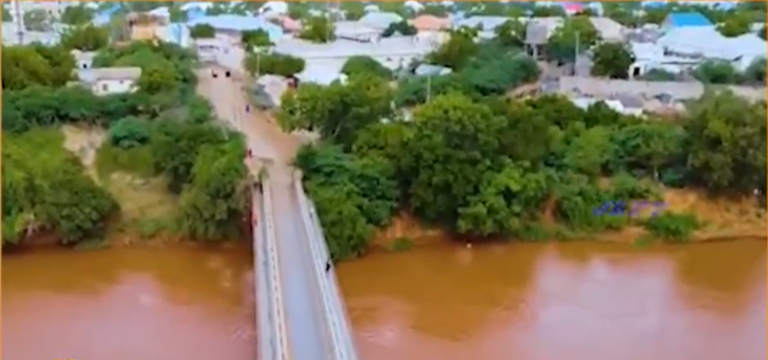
[{"left": 3, "top": 241, "right": 765, "bottom": 360}]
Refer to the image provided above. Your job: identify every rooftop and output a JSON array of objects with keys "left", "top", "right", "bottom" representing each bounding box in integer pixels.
[
  {"left": 665, "top": 12, "right": 713, "bottom": 28},
  {"left": 78, "top": 67, "right": 143, "bottom": 82},
  {"left": 658, "top": 26, "right": 766, "bottom": 60},
  {"left": 274, "top": 36, "right": 439, "bottom": 59}
]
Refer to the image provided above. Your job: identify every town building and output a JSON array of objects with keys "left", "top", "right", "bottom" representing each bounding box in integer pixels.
[
  {"left": 75, "top": 67, "right": 143, "bottom": 96},
  {"left": 660, "top": 12, "right": 713, "bottom": 33},
  {"left": 187, "top": 15, "right": 284, "bottom": 47}
]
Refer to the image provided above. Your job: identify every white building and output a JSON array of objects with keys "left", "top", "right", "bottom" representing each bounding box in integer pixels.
[
  {"left": 71, "top": 50, "right": 96, "bottom": 70},
  {"left": 274, "top": 36, "right": 441, "bottom": 85},
  {"left": 629, "top": 26, "right": 767, "bottom": 77},
  {"left": 76, "top": 67, "right": 142, "bottom": 96}
]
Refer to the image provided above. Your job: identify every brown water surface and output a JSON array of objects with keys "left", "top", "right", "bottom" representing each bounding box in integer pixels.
[
  {"left": 2, "top": 244, "right": 256, "bottom": 360},
  {"left": 338, "top": 241, "right": 767, "bottom": 360},
  {"left": 3, "top": 241, "right": 765, "bottom": 360}
]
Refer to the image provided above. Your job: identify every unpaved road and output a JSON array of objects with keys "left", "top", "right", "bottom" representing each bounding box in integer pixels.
[{"left": 196, "top": 65, "right": 335, "bottom": 360}]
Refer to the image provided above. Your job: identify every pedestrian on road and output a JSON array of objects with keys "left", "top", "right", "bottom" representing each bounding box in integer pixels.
[
  {"left": 246, "top": 105, "right": 250, "bottom": 113},
  {"left": 325, "top": 259, "right": 332, "bottom": 273}
]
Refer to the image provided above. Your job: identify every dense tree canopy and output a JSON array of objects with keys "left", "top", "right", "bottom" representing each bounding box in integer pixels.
[
  {"left": 60, "top": 25, "right": 110, "bottom": 51},
  {"left": 287, "top": 72, "right": 766, "bottom": 257},
  {"left": 341, "top": 56, "right": 392, "bottom": 79},
  {"left": 591, "top": 42, "right": 635, "bottom": 79},
  {"left": 190, "top": 24, "right": 215, "bottom": 39},
  {"left": 299, "top": 16, "right": 335, "bottom": 43},
  {"left": 61, "top": 5, "right": 94, "bottom": 25},
  {"left": 547, "top": 16, "right": 600, "bottom": 64},
  {"left": 1, "top": 39, "right": 246, "bottom": 246},
  {"left": 244, "top": 52, "right": 305, "bottom": 77}
]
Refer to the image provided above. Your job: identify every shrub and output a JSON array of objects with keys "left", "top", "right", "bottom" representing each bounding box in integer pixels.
[
  {"left": 109, "top": 117, "right": 151, "bottom": 148},
  {"left": 643, "top": 212, "right": 701, "bottom": 242}
]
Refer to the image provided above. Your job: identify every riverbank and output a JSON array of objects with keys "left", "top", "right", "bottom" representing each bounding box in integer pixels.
[{"left": 372, "top": 187, "right": 766, "bottom": 252}]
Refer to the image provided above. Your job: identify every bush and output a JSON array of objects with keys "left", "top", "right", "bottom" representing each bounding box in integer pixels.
[
  {"left": 109, "top": 117, "right": 151, "bottom": 148},
  {"left": 643, "top": 212, "right": 701, "bottom": 242}
]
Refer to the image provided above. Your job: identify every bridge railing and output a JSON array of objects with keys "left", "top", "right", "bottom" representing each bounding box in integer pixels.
[
  {"left": 256, "top": 183, "right": 291, "bottom": 360},
  {"left": 293, "top": 175, "right": 360, "bottom": 360}
]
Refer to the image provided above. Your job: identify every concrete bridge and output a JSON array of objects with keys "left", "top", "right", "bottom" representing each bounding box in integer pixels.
[
  {"left": 251, "top": 167, "right": 359, "bottom": 360},
  {"left": 196, "top": 64, "right": 359, "bottom": 360}
]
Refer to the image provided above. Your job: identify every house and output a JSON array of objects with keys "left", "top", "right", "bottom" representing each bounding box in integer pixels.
[
  {"left": 359, "top": 12, "right": 403, "bottom": 30},
  {"left": 259, "top": 1, "right": 289, "bottom": 16},
  {"left": 560, "top": 2, "right": 584, "bottom": 16},
  {"left": 76, "top": 67, "right": 142, "bottom": 96},
  {"left": 523, "top": 17, "right": 625, "bottom": 59},
  {"left": 655, "top": 27, "right": 766, "bottom": 72},
  {"left": 410, "top": 15, "right": 452, "bottom": 33},
  {"left": 187, "top": 15, "right": 284, "bottom": 46},
  {"left": 454, "top": 16, "right": 509, "bottom": 39},
  {"left": 265, "top": 14, "right": 302, "bottom": 34},
  {"left": 274, "top": 36, "right": 440, "bottom": 85},
  {"left": 334, "top": 21, "right": 382, "bottom": 43},
  {"left": 71, "top": 50, "right": 96, "bottom": 69},
  {"left": 127, "top": 12, "right": 169, "bottom": 42},
  {"left": 660, "top": 12, "right": 713, "bottom": 33}
]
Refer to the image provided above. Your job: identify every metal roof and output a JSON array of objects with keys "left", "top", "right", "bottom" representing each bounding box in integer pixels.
[
  {"left": 186, "top": 15, "right": 284, "bottom": 40},
  {"left": 665, "top": 12, "right": 713, "bottom": 28}
]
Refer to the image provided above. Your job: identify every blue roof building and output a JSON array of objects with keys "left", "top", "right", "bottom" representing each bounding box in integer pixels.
[
  {"left": 661, "top": 12, "right": 713, "bottom": 33},
  {"left": 186, "top": 15, "right": 284, "bottom": 42}
]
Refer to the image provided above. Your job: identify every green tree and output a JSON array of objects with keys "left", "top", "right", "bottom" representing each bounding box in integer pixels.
[
  {"left": 427, "top": 29, "right": 479, "bottom": 70},
  {"left": 743, "top": 57, "right": 766, "bottom": 84},
  {"left": 3, "top": 6, "right": 13, "bottom": 22},
  {"left": 61, "top": 5, "right": 94, "bottom": 25},
  {"left": 382, "top": 20, "right": 417, "bottom": 37},
  {"left": 341, "top": 56, "right": 392, "bottom": 79},
  {"left": 547, "top": 16, "right": 600, "bottom": 64},
  {"left": 299, "top": 16, "right": 335, "bottom": 43},
  {"left": 25, "top": 44, "right": 76, "bottom": 87},
  {"left": 278, "top": 74, "right": 394, "bottom": 149},
  {"left": 244, "top": 53, "right": 305, "bottom": 77},
  {"left": 2, "top": 129, "right": 117, "bottom": 245},
  {"left": 177, "top": 141, "right": 248, "bottom": 241},
  {"left": 23, "top": 8, "right": 51, "bottom": 32},
  {"left": 1, "top": 46, "right": 55, "bottom": 90},
  {"left": 60, "top": 25, "right": 110, "bottom": 51},
  {"left": 685, "top": 91, "right": 766, "bottom": 194},
  {"left": 340, "top": 2, "right": 365, "bottom": 20},
  {"left": 716, "top": 14, "right": 752, "bottom": 37},
  {"left": 591, "top": 42, "right": 635, "bottom": 79},
  {"left": 457, "top": 161, "right": 551, "bottom": 236},
  {"left": 562, "top": 125, "right": 615, "bottom": 177},
  {"left": 494, "top": 19, "right": 526, "bottom": 47},
  {"left": 241, "top": 29, "right": 273, "bottom": 50},
  {"left": 402, "top": 92, "right": 505, "bottom": 225},
  {"left": 190, "top": 24, "right": 215, "bottom": 39},
  {"left": 109, "top": 117, "right": 151, "bottom": 148},
  {"left": 151, "top": 122, "right": 229, "bottom": 192},
  {"left": 693, "top": 61, "right": 741, "bottom": 84}
]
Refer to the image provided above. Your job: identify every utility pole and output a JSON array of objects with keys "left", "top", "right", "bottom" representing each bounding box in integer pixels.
[
  {"left": 14, "top": 0, "right": 23, "bottom": 45},
  {"left": 426, "top": 75, "right": 432, "bottom": 103},
  {"left": 573, "top": 30, "right": 580, "bottom": 76}
]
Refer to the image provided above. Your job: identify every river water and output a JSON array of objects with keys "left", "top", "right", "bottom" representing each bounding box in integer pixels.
[{"left": 3, "top": 241, "right": 765, "bottom": 360}]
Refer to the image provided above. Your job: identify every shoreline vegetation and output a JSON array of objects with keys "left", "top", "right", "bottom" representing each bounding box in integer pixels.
[{"left": 3, "top": 36, "right": 766, "bottom": 259}]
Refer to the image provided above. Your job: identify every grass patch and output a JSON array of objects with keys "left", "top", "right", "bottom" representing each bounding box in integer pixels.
[{"left": 95, "top": 143, "right": 155, "bottom": 181}]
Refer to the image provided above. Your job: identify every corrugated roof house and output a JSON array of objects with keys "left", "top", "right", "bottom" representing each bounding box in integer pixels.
[
  {"left": 359, "top": 12, "right": 403, "bottom": 30},
  {"left": 187, "top": 15, "right": 284, "bottom": 42},
  {"left": 661, "top": 12, "right": 713, "bottom": 33}
]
